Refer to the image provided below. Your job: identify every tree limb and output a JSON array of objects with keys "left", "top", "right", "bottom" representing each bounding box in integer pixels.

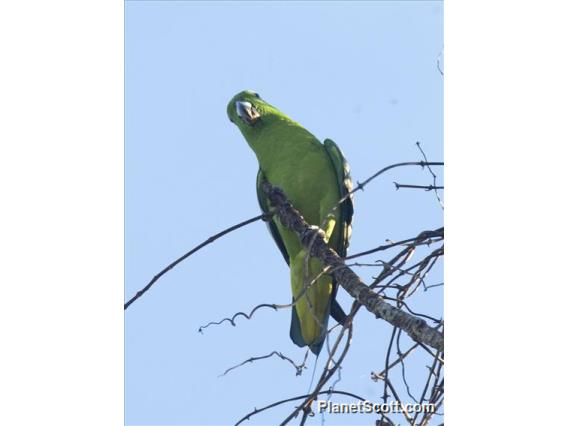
[
  {"left": 261, "top": 181, "right": 444, "bottom": 352},
  {"left": 124, "top": 212, "right": 270, "bottom": 310}
]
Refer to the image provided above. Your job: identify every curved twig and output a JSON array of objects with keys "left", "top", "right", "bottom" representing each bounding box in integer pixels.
[
  {"left": 197, "top": 303, "right": 279, "bottom": 333},
  {"left": 198, "top": 264, "right": 348, "bottom": 334},
  {"left": 219, "top": 350, "right": 309, "bottom": 378}
]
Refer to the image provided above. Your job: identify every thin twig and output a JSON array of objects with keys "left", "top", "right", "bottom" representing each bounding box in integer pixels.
[
  {"left": 197, "top": 303, "right": 279, "bottom": 333},
  {"left": 424, "top": 282, "right": 444, "bottom": 290},
  {"left": 421, "top": 362, "right": 444, "bottom": 426},
  {"left": 124, "top": 213, "right": 270, "bottom": 310},
  {"left": 384, "top": 377, "right": 413, "bottom": 424},
  {"left": 413, "top": 348, "right": 443, "bottom": 425},
  {"left": 349, "top": 161, "right": 444, "bottom": 200},
  {"left": 420, "top": 397, "right": 444, "bottom": 426},
  {"left": 219, "top": 351, "right": 309, "bottom": 378},
  {"left": 370, "top": 323, "right": 443, "bottom": 380},
  {"left": 345, "top": 228, "right": 443, "bottom": 260},
  {"left": 279, "top": 308, "right": 356, "bottom": 425},
  {"left": 403, "top": 247, "right": 444, "bottom": 298},
  {"left": 394, "top": 182, "right": 444, "bottom": 191},
  {"left": 396, "top": 328, "right": 418, "bottom": 403},
  {"left": 371, "top": 345, "right": 418, "bottom": 382},
  {"left": 415, "top": 142, "right": 444, "bottom": 210},
  {"left": 234, "top": 389, "right": 366, "bottom": 426},
  {"left": 198, "top": 263, "right": 349, "bottom": 334},
  {"left": 417, "top": 342, "right": 445, "bottom": 365},
  {"left": 382, "top": 327, "right": 398, "bottom": 404},
  {"left": 381, "top": 296, "right": 442, "bottom": 324}
]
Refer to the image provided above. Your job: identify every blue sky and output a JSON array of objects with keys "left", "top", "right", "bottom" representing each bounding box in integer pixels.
[{"left": 125, "top": 1, "right": 443, "bottom": 425}]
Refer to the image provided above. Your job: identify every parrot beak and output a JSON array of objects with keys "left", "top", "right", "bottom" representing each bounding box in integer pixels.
[{"left": 235, "top": 101, "right": 260, "bottom": 126}]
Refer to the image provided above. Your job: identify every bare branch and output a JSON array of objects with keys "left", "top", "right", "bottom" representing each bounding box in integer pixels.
[
  {"left": 420, "top": 397, "right": 444, "bottom": 426},
  {"left": 370, "top": 324, "right": 443, "bottom": 382},
  {"left": 371, "top": 346, "right": 417, "bottom": 381},
  {"left": 413, "top": 347, "right": 443, "bottom": 425},
  {"left": 394, "top": 182, "right": 444, "bottom": 191},
  {"left": 262, "top": 181, "right": 444, "bottom": 352},
  {"left": 345, "top": 161, "right": 443, "bottom": 204},
  {"left": 396, "top": 329, "right": 419, "bottom": 403},
  {"left": 415, "top": 142, "right": 444, "bottom": 209},
  {"left": 279, "top": 320, "right": 354, "bottom": 425},
  {"left": 197, "top": 303, "right": 279, "bottom": 333},
  {"left": 382, "top": 327, "right": 398, "bottom": 404},
  {"left": 234, "top": 389, "right": 366, "bottom": 426},
  {"left": 219, "top": 350, "right": 309, "bottom": 378},
  {"left": 345, "top": 228, "right": 443, "bottom": 260},
  {"left": 124, "top": 213, "right": 270, "bottom": 310},
  {"left": 424, "top": 282, "right": 444, "bottom": 290}
]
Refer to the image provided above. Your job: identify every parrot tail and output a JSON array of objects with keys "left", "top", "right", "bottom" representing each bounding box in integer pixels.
[
  {"left": 289, "top": 295, "right": 347, "bottom": 355},
  {"left": 289, "top": 304, "right": 326, "bottom": 355}
]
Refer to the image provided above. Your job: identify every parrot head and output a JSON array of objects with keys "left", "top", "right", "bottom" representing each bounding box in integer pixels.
[{"left": 227, "top": 90, "right": 291, "bottom": 142}]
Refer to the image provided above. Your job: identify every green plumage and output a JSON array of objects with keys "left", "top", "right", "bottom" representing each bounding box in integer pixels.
[{"left": 227, "top": 90, "right": 353, "bottom": 354}]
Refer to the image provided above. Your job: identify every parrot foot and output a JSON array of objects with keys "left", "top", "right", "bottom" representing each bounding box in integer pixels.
[
  {"left": 300, "top": 225, "right": 327, "bottom": 257},
  {"left": 300, "top": 225, "right": 325, "bottom": 243}
]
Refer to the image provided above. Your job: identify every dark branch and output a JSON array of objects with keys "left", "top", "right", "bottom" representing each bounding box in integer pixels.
[
  {"left": 346, "top": 161, "right": 444, "bottom": 203},
  {"left": 396, "top": 329, "right": 419, "bottom": 403},
  {"left": 234, "top": 389, "right": 366, "bottom": 426},
  {"left": 346, "top": 228, "right": 443, "bottom": 260},
  {"left": 124, "top": 213, "right": 270, "bottom": 310},
  {"left": 394, "top": 182, "right": 444, "bottom": 191},
  {"left": 198, "top": 303, "right": 279, "bottom": 333},
  {"left": 415, "top": 142, "right": 444, "bottom": 209},
  {"left": 219, "top": 350, "right": 308, "bottom": 378},
  {"left": 279, "top": 321, "right": 354, "bottom": 425}
]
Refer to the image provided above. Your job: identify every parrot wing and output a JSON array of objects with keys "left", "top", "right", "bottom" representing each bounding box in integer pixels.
[
  {"left": 256, "top": 168, "right": 290, "bottom": 265},
  {"left": 256, "top": 140, "right": 354, "bottom": 349},
  {"left": 323, "top": 138, "right": 354, "bottom": 326},
  {"left": 255, "top": 140, "right": 354, "bottom": 263},
  {"left": 323, "top": 138, "right": 354, "bottom": 258}
]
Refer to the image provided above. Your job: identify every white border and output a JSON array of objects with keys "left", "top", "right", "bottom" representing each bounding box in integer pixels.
[
  {"left": 447, "top": 1, "right": 568, "bottom": 424},
  {"left": 0, "top": 1, "right": 123, "bottom": 424},
  {"left": 1, "top": 1, "right": 568, "bottom": 425}
]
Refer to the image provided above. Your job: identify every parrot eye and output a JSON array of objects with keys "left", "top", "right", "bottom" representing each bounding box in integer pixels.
[{"left": 253, "top": 92, "right": 261, "bottom": 99}]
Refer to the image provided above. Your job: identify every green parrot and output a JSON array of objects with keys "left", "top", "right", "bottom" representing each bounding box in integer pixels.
[{"left": 227, "top": 90, "right": 354, "bottom": 355}]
